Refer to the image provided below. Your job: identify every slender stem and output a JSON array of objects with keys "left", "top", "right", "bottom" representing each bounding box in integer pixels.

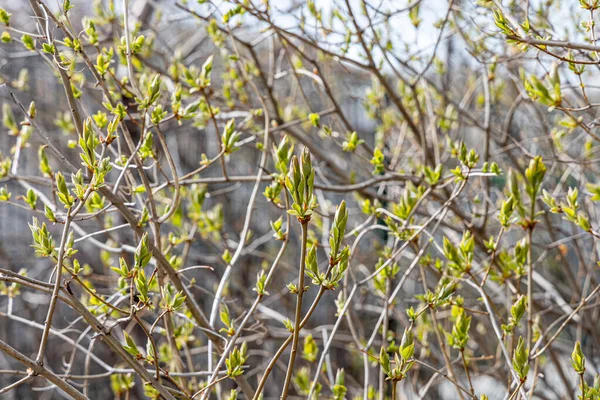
[
  {"left": 526, "top": 226, "right": 534, "bottom": 349},
  {"left": 280, "top": 221, "right": 309, "bottom": 399},
  {"left": 508, "top": 381, "right": 525, "bottom": 400},
  {"left": 122, "top": 0, "right": 140, "bottom": 97},
  {"left": 252, "top": 285, "right": 327, "bottom": 399},
  {"left": 527, "top": 357, "right": 540, "bottom": 399},
  {"left": 35, "top": 209, "right": 72, "bottom": 363},
  {"left": 0, "top": 374, "right": 33, "bottom": 396},
  {"left": 429, "top": 307, "right": 465, "bottom": 400},
  {"left": 379, "top": 278, "right": 391, "bottom": 400},
  {"left": 461, "top": 349, "right": 475, "bottom": 396},
  {"left": 199, "top": 228, "right": 289, "bottom": 399},
  {"left": 36, "top": 176, "right": 97, "bottom": 364}
]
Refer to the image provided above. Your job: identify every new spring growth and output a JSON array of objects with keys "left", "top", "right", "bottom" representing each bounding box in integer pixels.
[
  {"left": 0, "top": 8, "right": 11, "bottom": 26},
  {"left": 0, "top": 186, "right": 10, "bottom": 201},
  {"left": 29, "top": 217, "right": 55, "bottom": 257},
  {"left": 137, "top": 75, "right": 162, "bottom": 109},
  {"left": 72, "top": 169, "right": 85, "bottom": 199},
  {"left": 498, "top": 195, "right": 515, "bottom": 227},
  {"left": 507, "top": 168, "right": 521, "bottom": 206},
  {"left": 302, "top": 334, "right": 318, "bottom": 362},
  {"left": 542, "top": 187, "right": 592, "bottom": 233},
  {"left": 329, "top": 200, "right": 348, "bottom": 264},
  {"left": 2, "top": 103, "right": 18, "bottom": 135},
  {"left": 220, "top": 303, "right": 236, "bottom": 336},
  {"left": 380, "top": 328, "right": 415, "bottom": 383},
  {"left": 44, "top": 205, "right": 56, "bottom": 223},
  {"left": 512, "top": 336, "right": 530, "bottom": 381},
  {"left": 225, "top": 342, "right": 247, "bottom": 378},
  {"left": 134, "top": 233, "right": 152, "bottom": 269},
  {"left": 443, "top": 230, "right": 474, "bottom": 274},
  {"left": 502, "top": 295, "right": 527, "bottom": 335},
  {"left": 524, "top": 156, "right": 547, "bottom": 201},
  {"left": 342, "top": 131, "right": 364, "bottom": 153},
  {"left": 270, "top": 217, "right": 285, "bottom": 240},
  {"left": 111, "top": 257, "right": 131, "bottom": 279},
  {"left": 79, "top": 118, "right": 96, "bottom": 169},
  {"left": 134, "top": 269, "right": 149, "bottom": 304},
  {"left": 200, "top": 55, "right": 213, "bottom": 88},
  {"left": 272, "top": 135, "right": 294, "bottom": 177},
  {"left": 253, "top": 270, "right": 269, "bottom": 296},
  {"left": 522, "top": 62, "right": 562, "bottom": 110},
  {"left": 159, "top": 284, "right": 186, "bottom": 312},
  {"left": 222, "top": 118, "right": 241, "bottom": 155},
  {"left": 265, "top": 136, "right": 293, "bottom": 205},
  {"left": 446, "top": 312, "right": 471, "bottom": 351},
  {"left": 38, "top": 146, "right": 52, "bottom": 177},
  {"left": 332, "top": 369, "right": 347, "bottom": 400},
  {"left": 305, "top": 243, "right": 349, "bottom": 289},
  {"left": 417, "top": 281, "right": 456, "bottom": 308},
  {"left": 571, "top": 341, "right": 585, "bottom": 375},
  {"left": 24, "top": 188, "right": 37, "bottom": 210},
  {"left": 285, "top": 148, "right": 317, "bottom": 222},
  {"left": 225, "top": 390, "right": 237, "bottom": 400},
  {"left": 56, "top": 172, "right": 75, "bottom": 209},
  {"left": 122, "top": 331, "right": 141, "bottom": 359}
]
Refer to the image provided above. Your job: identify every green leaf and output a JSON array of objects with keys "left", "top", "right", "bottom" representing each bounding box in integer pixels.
[
  {"left": 571, "top": 341, "right": 585, "bottom": 375},
  {"left": 308, "top": 113, "right": 320, "bottom": 127},
  {"left": 123, "top": 332, "right": 140, "bottom": 357},
  {"left": 0, "top": 8, "right": 10, "bottom": 26}
]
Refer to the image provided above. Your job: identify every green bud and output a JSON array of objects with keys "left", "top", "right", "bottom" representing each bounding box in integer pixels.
[
  {"left": 379, "top": 346, "right": 390, "bottom": 374},
  {"left": 571, "top": 341, "right": 586, "bottom": 375},
  {"left": 2, "top": 103, "right": 18, "bottom": 135},
  {"left": 55, "top": 172, "right": 74, "bottom": 208},
  {"left": 302, "top": 334, "right": 318, "bottom": 362},
  {"left": 44, "top": 205, "right": 56, "bottom": 222},
  {"left": 329, "top": 200, "right": 348, "bottom": 262},
  {"left": 512, "top": 336, "right": 530, "bottom": 381},
  {"left": 122, "top": 331, "right": 141, "bottom": 358},
  {"left": 308, "top": 112, "right": 320, "bottom": 127},
  {"left": 0, "top": 8, "right": 11, "bottom": 26},
  {"left": 134, "top": 233, "right": 152, "bottom": 269},
  {"left": 22, "top": 34, "right": 35, "bottom": 50},
  {"left": 524, "top": 156, "right": 546, "bottom": 200}
]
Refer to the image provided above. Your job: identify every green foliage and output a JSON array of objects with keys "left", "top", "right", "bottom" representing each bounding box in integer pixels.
[
  {"left": 285, "top": 148, "right": 317, "bottom": 221},
  {"left": 571, "top": 341, "right": 586, "bottom": 375},
  {"left": 0, "top": 8, "right": 11, "bottom": 26},
  {"left": 122, "top": 332, "right": 141, "bottom": 358},
  {"left": 443, "top": 231, "right": 474, "bottom": 274},
  {"left": 380, "top": 328, "right": 415, "bottom": 383},
  {"left": 1, "top": 2, "right": 598, "bottom": 399},
  {"left": 55, "top": 172, "right": 74, "bottom": 208},
  {"left": 134, "top": 233, "right": 152, "bottom": 269},
  {"left": 226, "top": 343, "right": 247, "bottom": 378},
  {"left": 512, "top": 336, "right": 530, "bottom": 381},
  {"left": 370, "top": 148, "right": 385, "bottom": 175},
  {"left": 302, "top": 334, "right": 319, "bottom": 362},
  {"left": 29, "top": 217, "right": 55, "bottom": 257},
  {"left": 502, "top": 295, "right": 527, "bottom": 335},
  {"left": 446, "top": 312, "right": 471, "bottom": 350},
  {"left": 220, "top": 303, "right": 236, "bottom": 336},
  {"left": 222, "top": 118, "right": 241, "bottom": 154},
  {"left": 342, "top": 131, "right": 364, "bottom": 152}
]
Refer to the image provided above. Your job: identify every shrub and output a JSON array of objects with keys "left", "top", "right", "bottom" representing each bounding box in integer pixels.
[{"left": 0, "top": 1, "right": 599, "bottom": 399}]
